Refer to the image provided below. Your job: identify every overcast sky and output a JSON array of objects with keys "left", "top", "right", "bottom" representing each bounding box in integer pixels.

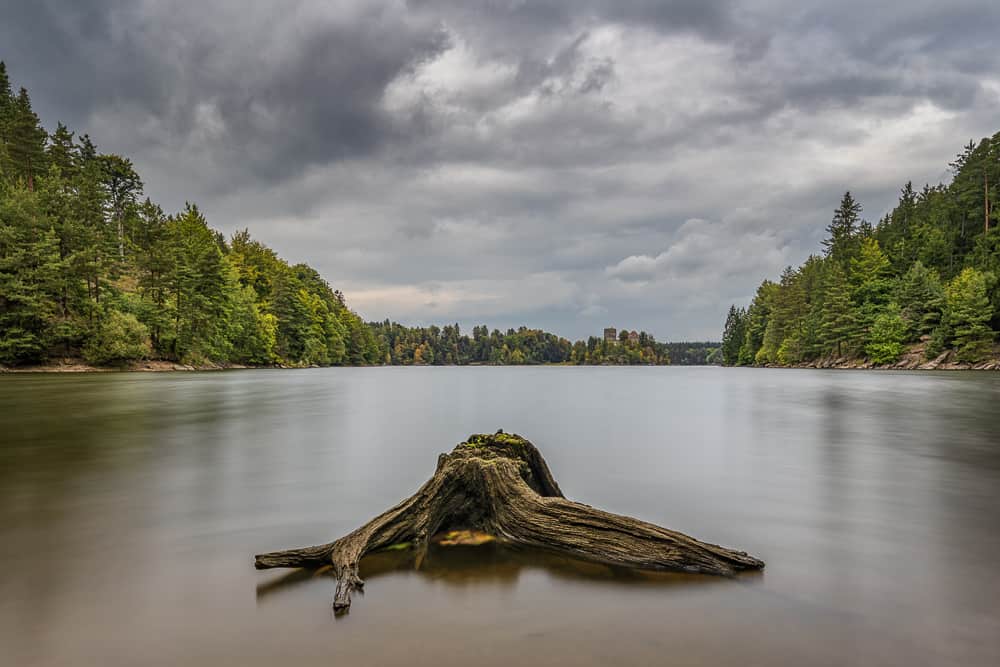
[{"left": 3, "top": 0, "right": 1000, "bottom": 340}]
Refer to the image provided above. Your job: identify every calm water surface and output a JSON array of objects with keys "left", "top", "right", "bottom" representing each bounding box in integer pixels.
[{"left": 1, "top": 367, "right": 999, "bottom": 666}]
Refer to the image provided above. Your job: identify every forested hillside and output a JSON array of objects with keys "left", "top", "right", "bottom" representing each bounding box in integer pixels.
[
  {"left": 0, "top": 62, "right": 380, "bottom": 367},
  {"left": 722, "top": 133, "right": 1000, "bottom": 367}
]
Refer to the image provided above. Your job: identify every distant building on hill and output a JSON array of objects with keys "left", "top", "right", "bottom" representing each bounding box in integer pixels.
[
  {"left": 603, "top": 327, "right": 617, "bottom": 343},
  {"left": 628, "top": 330, "right": 639, "bottom": 343}
]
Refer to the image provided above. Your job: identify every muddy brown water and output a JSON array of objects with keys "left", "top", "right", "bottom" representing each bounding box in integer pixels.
[{"left": 1, "top": 367, "right": 999, "bottom": 666}]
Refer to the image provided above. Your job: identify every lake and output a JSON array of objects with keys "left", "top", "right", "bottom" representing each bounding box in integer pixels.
[{"left": 1, "top": 367, "right": 999, "bottom": 666}]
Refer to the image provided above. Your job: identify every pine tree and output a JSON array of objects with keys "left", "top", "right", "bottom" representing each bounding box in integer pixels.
[
  {"left": 894, "top": 261, "right": 944, "bottom": 338},
  {"left": 271, "top": 270, "right": 311, "bottom": 362},
  {"left": 97, "top": 154, "right": 142, "bottom": 261},
  {"left": 35, "top": 169, "right": 91, "bottom": 351},
  {"left": 0, "top": 61, "right": 13, "bottom": 130},
  {"left": 942, "top": 267, "right": 995, "bottom": 362},
  {"left": 878, "top": 182, "right": 918, "bottom": 272},
  {"left": 721, "top": 304, "right": 745, "bottom": 365},
  {"left": 822, "top": 191, "right": 863, "bottom": 266},
  {"left": 164, "top": 204, "right": 231, "bottom": 361},
  {"left": 0, "top": 62, "right": 14, "bottom": 179},
  {"left": 850, "top": 237, "right": 893, "bottom": 347},
  {"left": 6, "top": 88, "right": 47, "bottom": 190},
  {"left": 47, "top": 122, "right": 77, "bottom": 178},
  {"left": 796, "top": 255, "right": 826, "bottom": 359},
  {"left": 755, "top": 266, "right": 807, "bottom": 365},
  {"left": 739, "top": 280, "right": 777, "bottom": 364},
  {"left": 0, "top": 187, "right": 64, "bottom": 363},
  {"left": 819, "top": 261, "right": 858, "bottom": 357}
]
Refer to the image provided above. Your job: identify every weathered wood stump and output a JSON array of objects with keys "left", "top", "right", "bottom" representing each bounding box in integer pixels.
[{"left": 254, "top": 432, "right": 764, "bottom": 612}]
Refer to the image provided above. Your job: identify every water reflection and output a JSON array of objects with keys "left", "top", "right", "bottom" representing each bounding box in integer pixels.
[
  {"left": 1, "top": 368, "right": 999, "bottom": 666},
  {"left": 256, "top": 542, "right": 761, "bottom": 606}
]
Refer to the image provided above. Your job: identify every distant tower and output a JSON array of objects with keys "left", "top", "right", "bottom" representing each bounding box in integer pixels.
[{"left": 603, "top": 327, "right": 617, "bottom": 343}]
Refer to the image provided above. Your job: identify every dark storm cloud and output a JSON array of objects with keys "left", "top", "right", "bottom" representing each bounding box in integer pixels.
[
  {"left": 2, "top": 0, "right": 999, "bottom": 339},
  {"left": 1, "top": 1, "right": 166, "bottom": 121},
  {"left": 2, "top": 0, "right": 449, "bottom": 186}
]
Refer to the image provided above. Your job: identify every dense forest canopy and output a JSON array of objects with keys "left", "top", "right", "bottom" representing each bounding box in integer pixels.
[
  {"left": 721, "top": 133, "right": 1000, "bottom": 367},
  {"left": 368, "top": 322, "right": 716, "bottom": 365},
  {"left": 0, "top": 62, "right": 709, "bottom": 368}
]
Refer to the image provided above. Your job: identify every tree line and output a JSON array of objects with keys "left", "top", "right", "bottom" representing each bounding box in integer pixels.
[
  {"left": 1, "top": 62, "right": 713, "bottom": 369},
  {"left": 0, "top": 61, "right": 380, "bottom": 367},
  {"left": 369, "top": 322, "right": 683, "bottom": 365},
  {"left": 721, "top": 133, "right": 999, "bottom": 367}
]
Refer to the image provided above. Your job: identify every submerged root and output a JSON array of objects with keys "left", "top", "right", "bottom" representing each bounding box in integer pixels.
[{"left": 254, "top": 432, "right": 764, "bottom": 612}]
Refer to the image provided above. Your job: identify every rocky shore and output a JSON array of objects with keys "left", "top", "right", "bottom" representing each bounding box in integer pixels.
[
  {"left": 0, "top": 358, "right": 253, "bottom": 373},
  {"left": 789, "top": 342, "right": 1000, "bottom": 371}
]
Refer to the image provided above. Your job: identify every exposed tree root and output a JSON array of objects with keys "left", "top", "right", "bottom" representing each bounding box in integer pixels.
[{"left": 254, "top": 432, "right": 764, "bottom": 612}]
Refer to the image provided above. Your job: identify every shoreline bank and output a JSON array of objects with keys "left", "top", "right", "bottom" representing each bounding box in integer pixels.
[
  {"left": 756, "top": 344, "right": 1000, "bottom": 372},
  {"left": 4, "top": 356, "right": 1000, "bottom": 373},
  {"left": 0, "top": 359, "right": 256, "bottom": 373}
]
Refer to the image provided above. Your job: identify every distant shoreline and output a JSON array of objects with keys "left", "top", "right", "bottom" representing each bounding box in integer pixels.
[
  {"left": 1, "top": 358, "right": 701, "bottom": 374},
  {"left": 4, "top": 357, "right": 999, "bottom": 374}
]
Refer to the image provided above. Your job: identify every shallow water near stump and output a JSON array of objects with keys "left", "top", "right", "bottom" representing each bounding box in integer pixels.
[{"left": 1, "top": 366, "right": 999, "bottom": 666}]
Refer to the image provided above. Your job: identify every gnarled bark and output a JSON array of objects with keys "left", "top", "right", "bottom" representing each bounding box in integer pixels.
[{"left": 254, "top": 432, "right": 764, "bottom": 612}]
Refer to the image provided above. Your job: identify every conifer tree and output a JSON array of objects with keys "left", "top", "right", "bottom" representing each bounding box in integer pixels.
[
  {"left": 0, "top": 62, "right": 13, "bottom": 178},
  {"left": 894, "top": 261, "right": 944, "bottom": 337},
  {"left": 850, "top": 237, "right": 893, "bottom": 347},
  {"left": 47, "top": 122, "right": 77, "bottom": 178},
  {"left": 0, "top": 61, "right": 13, "bottom": 130},
  {"left": 739, "top": 280, "right": 777, "bottom": 364},
  {"left": 97, "top": 154, "right": 142, "bottom": 261},
  {"left": 942, "top": 267, "right": 995, "bottom": 362},
  {"left": 819, "top": 262, "right": 857, "bottom": 357},
  {"left": 6, "top": 88, "right": 47, "bottom": 190},
  {"left": 164, "top": 204, "right": 231, "bottom": 361},
  {"left": 0, "top": 187, "right": 64, "bottom": 363},
  {"left": 822, "top": 191, "right": 862, "bottom": 266},
  {"left": 721, "top": 304, "right": 745, "bottom": 365}
]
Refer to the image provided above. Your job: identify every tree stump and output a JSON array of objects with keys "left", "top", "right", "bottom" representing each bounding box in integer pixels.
[{"left": 254, "top": 432, "right": 764, "bottom": 612}]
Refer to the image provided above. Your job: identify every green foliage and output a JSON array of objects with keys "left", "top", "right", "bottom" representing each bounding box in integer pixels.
[
  {"left": 722, "top": 305, "right": 746, "bottom": 365},
  {"left": 738, "top": 280, "right": 777, "bottom": 364},
  {"left": 0, "top": 186, "right": 62, "bottom": 363},
  {"left": 724, "top": 132, "right": 1000, "bottom": 367},
  {"left": 0, "top": 62, "right": 385, "bottom": 369},
  {"left": 161, "top": 204, "right": 234, "bottom": 362},
  {"left": 942, "top": 268, "right": 995, "bottom": 363},
  {"left": 3, "top": 86, "right": 47, "bottom": 189},
  {"left": 851, "top": 237, "right": 894, "bottom": 351},
  {"left": 82, "top": 310, "right": 151, "bottom": 365},
  {"left": 370, "top": 321, "right": 692, "bottom": 366},
  {"left": 818, "top": 261, "right": 859, "bottom": 357},
  {"left": 894, "top": 261, "right": 944, "bottom": 337},
  {"left": 776, "top": 334, "right": 804, "bottom": 365},
  {"left": 865, "top": 303, "right": 908, "bottom": 364},
  {"left": 228, "top": 284, "right": 277, "bottom": 365},
  {"left": 822, "top": 191, "right": 862, "bottom": 266}
]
